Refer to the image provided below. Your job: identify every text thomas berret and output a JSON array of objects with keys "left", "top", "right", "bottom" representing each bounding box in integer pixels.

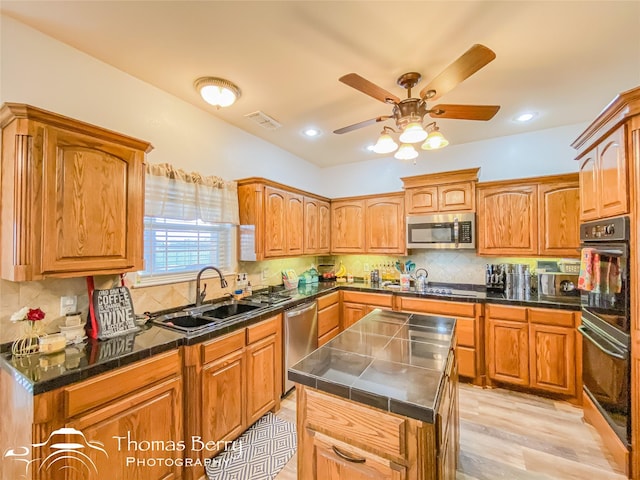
[{"left": 113, "top": 432, "right": 242, "bottom": 468}]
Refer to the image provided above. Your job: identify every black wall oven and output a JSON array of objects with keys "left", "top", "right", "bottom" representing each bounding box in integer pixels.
[{"left": 578, "top": 216, "right": 631, "bottom": 446}]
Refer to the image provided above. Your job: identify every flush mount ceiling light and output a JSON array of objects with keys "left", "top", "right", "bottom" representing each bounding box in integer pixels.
[
  {"left": 303, "top": 128, "right": 321, "bottom": 137},
  {"left": 194, "top": 77, "right": 241, "bottom": 108}
]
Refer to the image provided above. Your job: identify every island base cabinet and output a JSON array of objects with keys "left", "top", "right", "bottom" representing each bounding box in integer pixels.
[{"left": 311, "top": 431, "right": 407, "bottom": 480}]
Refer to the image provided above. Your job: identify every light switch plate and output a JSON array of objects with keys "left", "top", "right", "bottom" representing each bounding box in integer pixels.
[{"left": 59, "top": 295, "right": 78, "bottom": 316}]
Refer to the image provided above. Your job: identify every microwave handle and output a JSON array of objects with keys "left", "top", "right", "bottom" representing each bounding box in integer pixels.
[{"left": 453, "top": 217, "right": 459, "bottom": 248}]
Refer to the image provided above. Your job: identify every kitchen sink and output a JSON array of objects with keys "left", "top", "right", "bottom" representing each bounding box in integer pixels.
[
  {"left": 198, "top": 302, "right": 263, "bottom": 319},
  {"left": 152, "top": 312, "right": 216, "bottom": 333}
]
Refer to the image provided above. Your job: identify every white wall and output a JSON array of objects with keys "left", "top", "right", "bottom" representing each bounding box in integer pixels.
[
  {"left": 318, "top": 123, "right": 586, "bottom": 197},
  {"left": 0, "top": 15, "right": 321, "bottom": 191}
]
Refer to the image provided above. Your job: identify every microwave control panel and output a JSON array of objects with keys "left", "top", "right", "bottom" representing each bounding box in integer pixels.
[{"left": 460, "top": 222, "right": 473, "bottom": 243}]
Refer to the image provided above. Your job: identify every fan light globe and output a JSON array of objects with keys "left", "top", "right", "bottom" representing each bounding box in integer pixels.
[
  {"left": 421, "top": 130, "right": 449, "bottom": 150},
  {"left": 394, "top": 144, "right": 419, "bottom": 160},
  {"left": 195, "top": 77, "right": 241, "bottom": 107},
  {"left": 372, "top": 133, "right": 398, "bottom": 154},
  {"left": 399, "top": 122, "right": 428, "bottom": 143}
]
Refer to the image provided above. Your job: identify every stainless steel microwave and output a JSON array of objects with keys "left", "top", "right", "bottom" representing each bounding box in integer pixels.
[{"left": 406, "top": 212, "right": 476, "bottom": 249}]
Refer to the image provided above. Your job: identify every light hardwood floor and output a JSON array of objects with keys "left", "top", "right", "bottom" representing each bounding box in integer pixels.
[{"left": 274, "top": 384, "right": 627, "bottom": 480}]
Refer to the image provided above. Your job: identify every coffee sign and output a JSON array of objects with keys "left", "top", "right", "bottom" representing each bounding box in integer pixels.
[{"left": 92, "top": 286, "right": 138, "bottom": 339}]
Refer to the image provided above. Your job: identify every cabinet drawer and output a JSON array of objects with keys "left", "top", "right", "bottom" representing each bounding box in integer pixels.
[
  {"left": 487, "top": 304, "right": 527, "bottom": 322},
  {"left": 247, "top": 314, "right": 281, "bottom": 344},
  {"left": 318, "top": 326, "right": 340, "bottom": 346},
  {"left": 529, "top": 308, "right": 576, "bottom": 328},
  {"left": 317, "top": 291, "right": 339, "bottom": 310},
  {"left": 305, "top": 388, "right": 407, "bottom": 458},
  {"left": 398, "top": 297, "right": 476, "bottom": 317},
  {"left": 342, "top": 291, "right": 393, "bottom": 307},
  {"left": 65, "top": 350, "right": 181, "bottom": 418},
  {"left": 457, "top": 347, "right": 476, "bottom": 378},
  {"left": 318, "top": 303, "right": 340, "bottom": 336},
  {"left": 202, "top": 330, "right": 245, "bottom": 365},
  {"left": 455, "top": 318, "right": 476, "bottom": 347}
]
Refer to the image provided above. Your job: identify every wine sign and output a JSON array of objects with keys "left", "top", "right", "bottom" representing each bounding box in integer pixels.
[{"left": 91, "top": 286, "right": 138, "bottom": 339}]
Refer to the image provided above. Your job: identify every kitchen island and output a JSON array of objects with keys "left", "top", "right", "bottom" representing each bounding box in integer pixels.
[{"left": 289, "top": 309, "right": 458, "bottom": 480}]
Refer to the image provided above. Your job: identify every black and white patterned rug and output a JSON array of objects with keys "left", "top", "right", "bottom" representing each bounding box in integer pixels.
[{"left": 206, "top": 412, "right": 296, "bottom": 480}]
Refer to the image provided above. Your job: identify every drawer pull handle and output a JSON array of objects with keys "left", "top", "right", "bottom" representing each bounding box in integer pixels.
[{"left": 332, "top": 445, "right": 366, "bottom": 463}]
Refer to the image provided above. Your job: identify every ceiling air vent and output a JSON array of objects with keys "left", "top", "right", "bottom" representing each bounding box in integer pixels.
[{"left": 244, "top": 111, "right": 282, "bottom": 130}]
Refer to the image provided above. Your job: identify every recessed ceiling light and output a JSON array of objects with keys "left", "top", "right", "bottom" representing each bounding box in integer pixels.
[
  {"left": 366, "top": 144, "right": 376, "bottom": 152},
  {"left": 303, "top": 128, "right": 320, "bottom": 137},
  {"left": 513, "top": 112, "right": 537, "bottom": 123}
]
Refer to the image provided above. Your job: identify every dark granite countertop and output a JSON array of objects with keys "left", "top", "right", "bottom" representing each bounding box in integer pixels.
[
  {"left": 0, "top": 279, "right": 580, "bottom": 396},
  {"left": 288, "top": 309, "right": 455, "bottom": 423}
]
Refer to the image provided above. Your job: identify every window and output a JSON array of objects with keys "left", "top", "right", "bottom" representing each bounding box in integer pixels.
[{"left": 134, "top": 163, "right": 239, "bottom": 287}]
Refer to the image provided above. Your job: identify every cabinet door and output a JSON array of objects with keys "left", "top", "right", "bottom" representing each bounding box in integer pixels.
[
  {"left": 318, "top": 200, "right": 331, "bottom": 253},
  {"left": 286, "top": 192, "right": 304, "bottom": 255},
  {"left": 598, "top": 127, "right": 628, "bottom": 218},
  {"left": 538, "top": 181, "right": 580, "bottom": 256},
  {"left": 311, "top": 431, "right": 407, "bottom": 480},
  {"left": 487, "top": 318, "right": 529, "bottom": 386},
  {"left": 477, "top": 184, "right": 538, "bottom": 255},
  {"left": 365, "top": 196, "right": 405, "bottom": 254},
  {"left": 41, "top": 126, "right": 144, "bottom": 275},
  {"left": 304, "top": 197, "right": 319, "bottom": 254},
  {"left": 331, "top": 200, "right": 365, "bottom": 253},
  {"left": 246, "top": 334, "right": 279, "bottom": 425},
  {"left": 579, "top": 153, "right": 598, "bottom": 221},
  {"left": 66, "top": 377, "right": 182, "bottom": 480},
  {"left": 264, "top": 186, "right": 287, "bottom": 257},
  {"left": 529, "top": 323, "right": 576, "bottom": 396},
  {"left": 202, "top": 349, "right": 246, "bottom": 455},
  {"left": 405, "top": 186, "right": 438, "bottom": 214},
  {"left": 342, "top": 302, "right": 367, "bottom": 329},
  {"left": 438, "top": 183, "right": 474, "bottom": 212}
]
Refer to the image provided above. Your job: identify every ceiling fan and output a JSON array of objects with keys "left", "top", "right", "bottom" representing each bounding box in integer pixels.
[{"left": 334, "top": 44, "right": 500, "bottom": 155}]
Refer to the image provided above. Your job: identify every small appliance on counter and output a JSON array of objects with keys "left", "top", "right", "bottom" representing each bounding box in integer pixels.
[
  {"left": 504, "top": 263, "right": 534, "bottom": 300},
  {"left": 536, "top": 260, "right": 579, "bottom": 300},
  {"left": 485, "top": 264, "right": 505, "bottom": 293}
]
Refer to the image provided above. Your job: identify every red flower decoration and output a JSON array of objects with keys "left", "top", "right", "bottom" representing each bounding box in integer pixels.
[{"left": 26, "top": 308, "right": 45, "bottom": 321}]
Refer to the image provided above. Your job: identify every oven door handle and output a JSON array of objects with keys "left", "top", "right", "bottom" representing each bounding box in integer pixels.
[{"left": 578, "top": 325, "right": 627, "bottom": 360}]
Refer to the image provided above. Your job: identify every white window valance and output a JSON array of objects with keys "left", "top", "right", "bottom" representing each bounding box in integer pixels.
[{"left": 145, "top": 162, "right": 239, "bottom": 225}]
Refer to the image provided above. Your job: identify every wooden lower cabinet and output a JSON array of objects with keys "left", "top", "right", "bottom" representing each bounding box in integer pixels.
[
  {"left": 318, "top": 291, "right": 341, "bottom": 346},
  {"left": 184, "top": 315, "right": 282, "bottom": 480},
  {"left": 341, "top": 291, "right": 394, "bottom": 330},
  {"left": 343, "top": 302, "right": 368, "bottom": 329},
  {"left": 486, "top": 304, "right": 578, "bottom": 397}
]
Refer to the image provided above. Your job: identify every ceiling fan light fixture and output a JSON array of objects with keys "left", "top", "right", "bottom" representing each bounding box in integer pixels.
[
  {"left": 394, "top": 144, "right": 419, "bottom": 160},
  {"left": 372, "top": 132, "right": 399, "bottom": 154},
  {"left": 195, "top": 77, "right": 241, "bottom": 108},
  {"left": 398, "top": 121, "right": 428, "bottom": 143},
  {"left": 421, "top": 129, "right": 449, "bottom": 150}
]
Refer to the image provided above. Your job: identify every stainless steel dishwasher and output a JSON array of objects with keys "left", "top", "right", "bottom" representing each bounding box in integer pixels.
[{"left": 284, "top": 301, "right": 318, "bottom": 393}]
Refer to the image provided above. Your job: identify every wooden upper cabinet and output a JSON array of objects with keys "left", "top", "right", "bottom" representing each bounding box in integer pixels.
[
  {"left": 402, "top": 168, "right": 478, "bottom": 215},
  {"left": 331, "top": 199, "right": 365, "bottom": 253},
  {"left": 0, "top": 103, "right": 151, "bottom": 281},
  {"left": 304, "top": 196, "right": 330, "bottom": 255},
  {"left": 477, "top": 184, "right": 538, "bottom": 256},
  {"left": 538, "top": 180, "right": 580, "bottom": 256},
  {"left": 365, "top": 194, "right": 405, "bottom": 254},
  {"left": 598, "top": 127, "right": 627, "bottom": 218},
  {"left": 238, "top": 178, "right": 329, "bottom": 260},
  {"left": 579, "top": 153, "right": 598, "bottom": 220}
]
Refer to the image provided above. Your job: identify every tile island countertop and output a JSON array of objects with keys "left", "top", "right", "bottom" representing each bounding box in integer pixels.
[{"left": 288, "top": 308, "right": 455, "bottom": 423}]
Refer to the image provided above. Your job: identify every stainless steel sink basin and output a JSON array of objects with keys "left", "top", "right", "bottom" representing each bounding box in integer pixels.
[
  {"left": 152, "top": 312, "right": 216, "bottom": 333},
  {"left": 198, "top": 301, "right": 263, "bottom": 319}
]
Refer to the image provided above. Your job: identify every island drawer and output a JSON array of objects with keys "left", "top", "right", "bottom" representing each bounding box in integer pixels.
[
  {"left": 65, "top": 350, "right": 181, "bottom": 418},
  {"left": 305, "top": 388, "right": 407, "bottom": 458}
]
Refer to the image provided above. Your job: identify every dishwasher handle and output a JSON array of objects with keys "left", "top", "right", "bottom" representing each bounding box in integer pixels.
[{"left": 286, "top": 302, "right": 317, "bottom": 317}]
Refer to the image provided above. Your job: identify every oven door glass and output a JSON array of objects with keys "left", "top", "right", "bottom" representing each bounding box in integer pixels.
[
  {"left": 579, "top": 319, "right": 630, "bottom": 444},
  {"left": 579, "top": 245, "right": 629, "bottom": 333},
  {"left": 408, "top": 223, "right": 454, "bottom": 244}
]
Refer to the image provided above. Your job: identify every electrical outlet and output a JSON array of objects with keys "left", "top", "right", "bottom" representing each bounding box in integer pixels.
[
  {"left": 261, "top": 268, "right": 270, "bottom": 280},
  {"left": 363, "top": 263, "right": 370, "bottom": 272},
  {"left": 59, "top": 295, "right": 78, "bottom": 316}
]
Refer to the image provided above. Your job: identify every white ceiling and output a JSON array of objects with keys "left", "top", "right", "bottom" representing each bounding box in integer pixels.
[{"left": 2, "top": 1, "right": 639, "bottom": 168}]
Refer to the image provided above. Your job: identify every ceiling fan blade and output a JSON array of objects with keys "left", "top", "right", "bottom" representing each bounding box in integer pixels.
[
  {"left": 339, "top": 73, "right": 401, "bottom": 104},
  {"left": 420, "top": 44, "right": 496, "bottom": 101},
  {"left": 429, "top": 104, "right": 500, "bottom": 121},
  {"left": 333, "top": 116, "right": 391, "bottom": 134}
]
